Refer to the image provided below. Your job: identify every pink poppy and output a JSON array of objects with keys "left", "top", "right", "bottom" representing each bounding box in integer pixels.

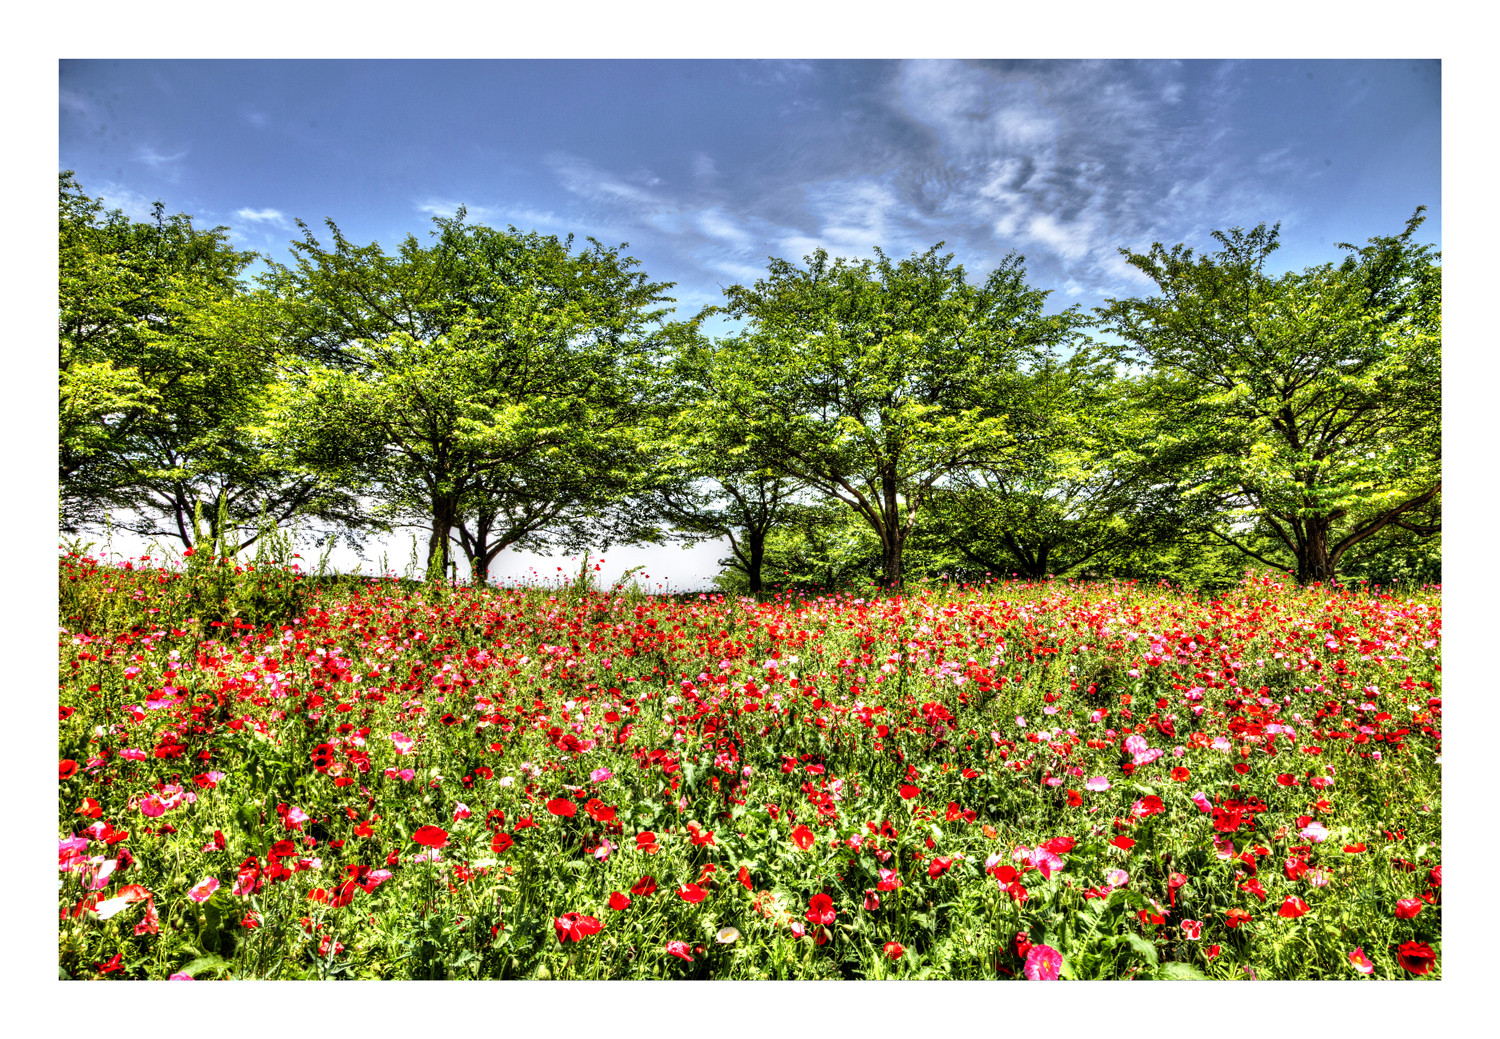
[
  {"left": 187, "top": 877, "right": 219, "bottom": 903},
  {"left": 1023, "top": 944, "right": 1063, "bottom": 980},
  {"left": 1348, "top": 947, "right": 1375, "bottom": 975}
]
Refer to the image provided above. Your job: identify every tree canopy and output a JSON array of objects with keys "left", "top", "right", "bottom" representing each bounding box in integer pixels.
[{"left": 1102, "top": 210, "right": 1440, "bottom": 585}]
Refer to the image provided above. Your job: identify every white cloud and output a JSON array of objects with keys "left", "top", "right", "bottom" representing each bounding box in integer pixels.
[
  {"left": 235, "top": 207, "right": 290, "bottom": 228},
  {"left": 133, "top": 145, "right": 188, "bottom": 169},
  {"left": 59, "top": 89, "right": 89, "bottom": 115},
  {"left": 94, "top": 183, "right": 159, "bottom": 222},
  {"left": 413, "top": 199, "right": 500, "bottom": 225}
]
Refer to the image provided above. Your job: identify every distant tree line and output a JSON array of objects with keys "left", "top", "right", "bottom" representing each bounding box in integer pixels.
[{"left": 58, "top": 171, "right": 1441, "bottom": 591}]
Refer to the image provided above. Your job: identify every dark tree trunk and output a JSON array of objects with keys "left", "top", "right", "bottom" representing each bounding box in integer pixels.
[{"left": 428, "top": 495, "right": 458, "bottom": 583}]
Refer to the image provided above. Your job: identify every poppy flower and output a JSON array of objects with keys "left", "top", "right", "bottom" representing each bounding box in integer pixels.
[
  {"left": 59, "top": 759, "right": 79, "bottom": 781},
  {"left": 1395, "top": 941, "right": 1436, "bottom": 975},
  {"left": 635, "top": 831, "right": 659, "bottom": 854},
  {"left": 1225, "top": 908, "right": 1254, "bottom": 929},
  {"left": 884, "top": 941, "right": 905, "bottom": 960},
  {"left": 1170, "top": 766, "right": 1190, "bottom": 782},
  {"left": 1023, "top": 944, "right": 1063, "bottom": 980},
  {"left": 585, "top": 799, "right": 616, "bottom": 823},
  {"left": 1348, "top": 947, "right": 1375, "bottom": 974},
  {"left": 928, "top": 855, "right": 955, "bottom": 878},
  {"left": 490, "top": 832, "right": 513, "bottom": 854},
  {"left": 899, "top": 784, "right": 921, "bottom": 799},
  {"left": 738, "top": 865, "right": 753, "bottom": 890},
  {"left": 545, "top": 798, "right": 577, "bottom": 818},
  {"left": 187, "top": 877, "right": 219, "bottom": 903},
  {"left": 1014, "top": 931, "right": 1032, "bottom": 958},
  {"left": 1343, "top": 843, "right": 1366, "bottom": 854},
  {"left": 678, "top": 883, "right": 707, "bottom": 904},
  {"left": 1181, "top": 919, "right": 1203, "bottom": 940},
  {"left": 790, "top": 824, "right": 815, "bottom": 850},
  {"left": 553, "top": 913, "right": 602, "bottom": 943},
  {"left": 806, "top": 893, "right": 837, "bottom": 926},
  {"left": 1394, "top": 899, "right": 1424, "bottom": 920},
  {"left": 631, "top": 875, "right": 658, "bottom": 897},
  {"left": 1110, "top": 836, "right": 1136, "bottom": 852},
  {"left": 608, "top": 891, "right": 631, "bottom": 911},
  {"left": 1278, "top": 896, "right": 1309, "bottom": 918},
  {"left": 716, "top": 927, "right": 742, "bottom": 944},
  {"left": 664, "top": 939, "right": 694, "bottom": 962},
  {"left": 411, "top": 825, "right": 448, "bottom": 848}
]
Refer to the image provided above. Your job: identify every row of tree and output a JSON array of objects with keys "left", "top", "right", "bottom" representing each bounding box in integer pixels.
[{"left": 58, "top": 172, "right": 1442, "bottom": 591}]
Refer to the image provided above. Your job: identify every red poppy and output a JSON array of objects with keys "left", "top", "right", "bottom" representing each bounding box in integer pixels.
[
  {"left": 635, "top": 831, "right": 659, "bottom": 854},
  {"left": 585, "top": 798, "right": 615, "bottom": 823},
  {"left": 608, "top": 891, "right": 631, "bottom": 911},
  {"left": 490, "top": 832, "right": 513, "bottom": 854},
  {"left": 678, "top": 883, "right": 707, "bottom": 904},
  {"left": 665, "top": 939, "right": 694, "bottom": 962},
  {"left": 790, "top": 824, "right": 815, "bottom": 850},
  {"left": 1394, "top": 898, "right": 1424, "bottom": 920},
  {"left": 738, "top": 865, "right": 753, "bottom": 890},
  {"left": 1041, "top": 836, "right": 1076, "bottom": 854},
  {"left": 806, "top": 892, "right": 836, "bottom": 926},
  {"left": 59, "top": 759, "right": 79, "bottom": 781},
  {"left": 899, "top": 784, "right": 921, "bottom": 799},
  {"left": 1395, "top": 941, "right": 1436, "bottom": 975},
  {"left": 1212, "top": 808, "right": 1244, "bottom": 833},
  {"left": 631, "top": 875, "right": 658, "bottom": 896},
  {"left": 1170, "top": 767, "right": 1191, "bottom": 782},
  {"left": 76, "top": 797, "right": 102, "bottom": 819},
  {"left": 1014, "top": 931, "right": 1032, "bottom": 958},
  {"left": 1110, "top": 836, "right": 1136, "bottom": 852},
  {"left": 545, "top": 797, "right": 577, "bottom": 818},
  {"left": 1343, "top": 843, "right": 1366, "bottom": 854},
  {"left": 928, "top": 855, "right": 955, "bottom": 878},
  {"left": 553, "top": 913, "right": 602, "bottom": 943},
  {"left": 884, "top": 941, "right": 905, "bottom": 960},
  {"left": 1225, "top": 907, "right": 1254, "bottom": 929},
  {"left": 1278, "top": 896, "right": 1309, "bottom": 918},
  {"left": 411, "top": 825, "right": 448, "bottom": 848},
  {"left": 96, "top": 953, "right": 123, "bottom": 974}
]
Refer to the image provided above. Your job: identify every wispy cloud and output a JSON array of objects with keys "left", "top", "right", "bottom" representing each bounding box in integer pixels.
[
  {"left": 414, "top": 199, "right": 501, "bottom": 225},
  {"left": 93, "top": 183, "right": 160, "bottom": 222},
  {"left": 131, "top": 144, "right": 190, "bottom": 183},
  {"left": 235, "top": 207, "right": 290, "bottom": 228},
  {"left": 59, "top": 89, "right": 90, "bottom": 116}
]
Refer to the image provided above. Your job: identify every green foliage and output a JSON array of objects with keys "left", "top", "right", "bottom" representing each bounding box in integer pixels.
[
  {"left": 58, "top": 172, "right": 363, "bottom": 550},
  {"left": 687, "top": 244, "right": 1093, "bottom": 588},
  {"left": 1102, "top": 211, "right": 1441, "bottom": 585},
  {"left": 264, "top": 212, "right": 677, "bottom": 583}
]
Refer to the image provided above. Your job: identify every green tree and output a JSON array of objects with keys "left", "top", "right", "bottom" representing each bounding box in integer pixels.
[
  {"left": 691, "top": 245, "right": 1091, "bottom": 588},
  {"left": 265, "top": 212, "right": 676, "bottom": 582},
  {"left": 1103, "top": 211, "right": 1440, "bottom": 585},
  {"left": 59, "top": 173, "right": 356, "bottom": 550}
]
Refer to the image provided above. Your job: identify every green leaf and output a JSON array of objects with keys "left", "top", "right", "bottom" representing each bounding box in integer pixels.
[
  {"left": 1156, "top": 961, "right": 1208, "bottom": 980},
  {"left": 1117, "top": 932, "right": 1159, "bottom": 965}
]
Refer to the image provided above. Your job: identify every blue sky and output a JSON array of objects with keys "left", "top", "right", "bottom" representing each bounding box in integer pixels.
[
  {"left": 61, "top": 58, "right": 1439, "bottom": 325},
  {"left": 55, "top": 57, "right": 1444, "bottom": 587}
]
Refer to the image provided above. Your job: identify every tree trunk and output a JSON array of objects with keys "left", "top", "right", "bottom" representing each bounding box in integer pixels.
[
  {"left": 881, "top": 533, "right": 903, "bottom": 589},
  {"left": 746, "top": 534, "right": 765, "bottom": 594},
  {"left": 428, "top": 495, "right": 457, "bottom": 583},
  {"left": 1297, "top": 518, "right": 1338, "bottom": 585}
]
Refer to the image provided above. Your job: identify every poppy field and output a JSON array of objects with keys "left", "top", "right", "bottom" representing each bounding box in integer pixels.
[{"left": 57, "top": 552, "right": 1442, "bottom": 980}]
